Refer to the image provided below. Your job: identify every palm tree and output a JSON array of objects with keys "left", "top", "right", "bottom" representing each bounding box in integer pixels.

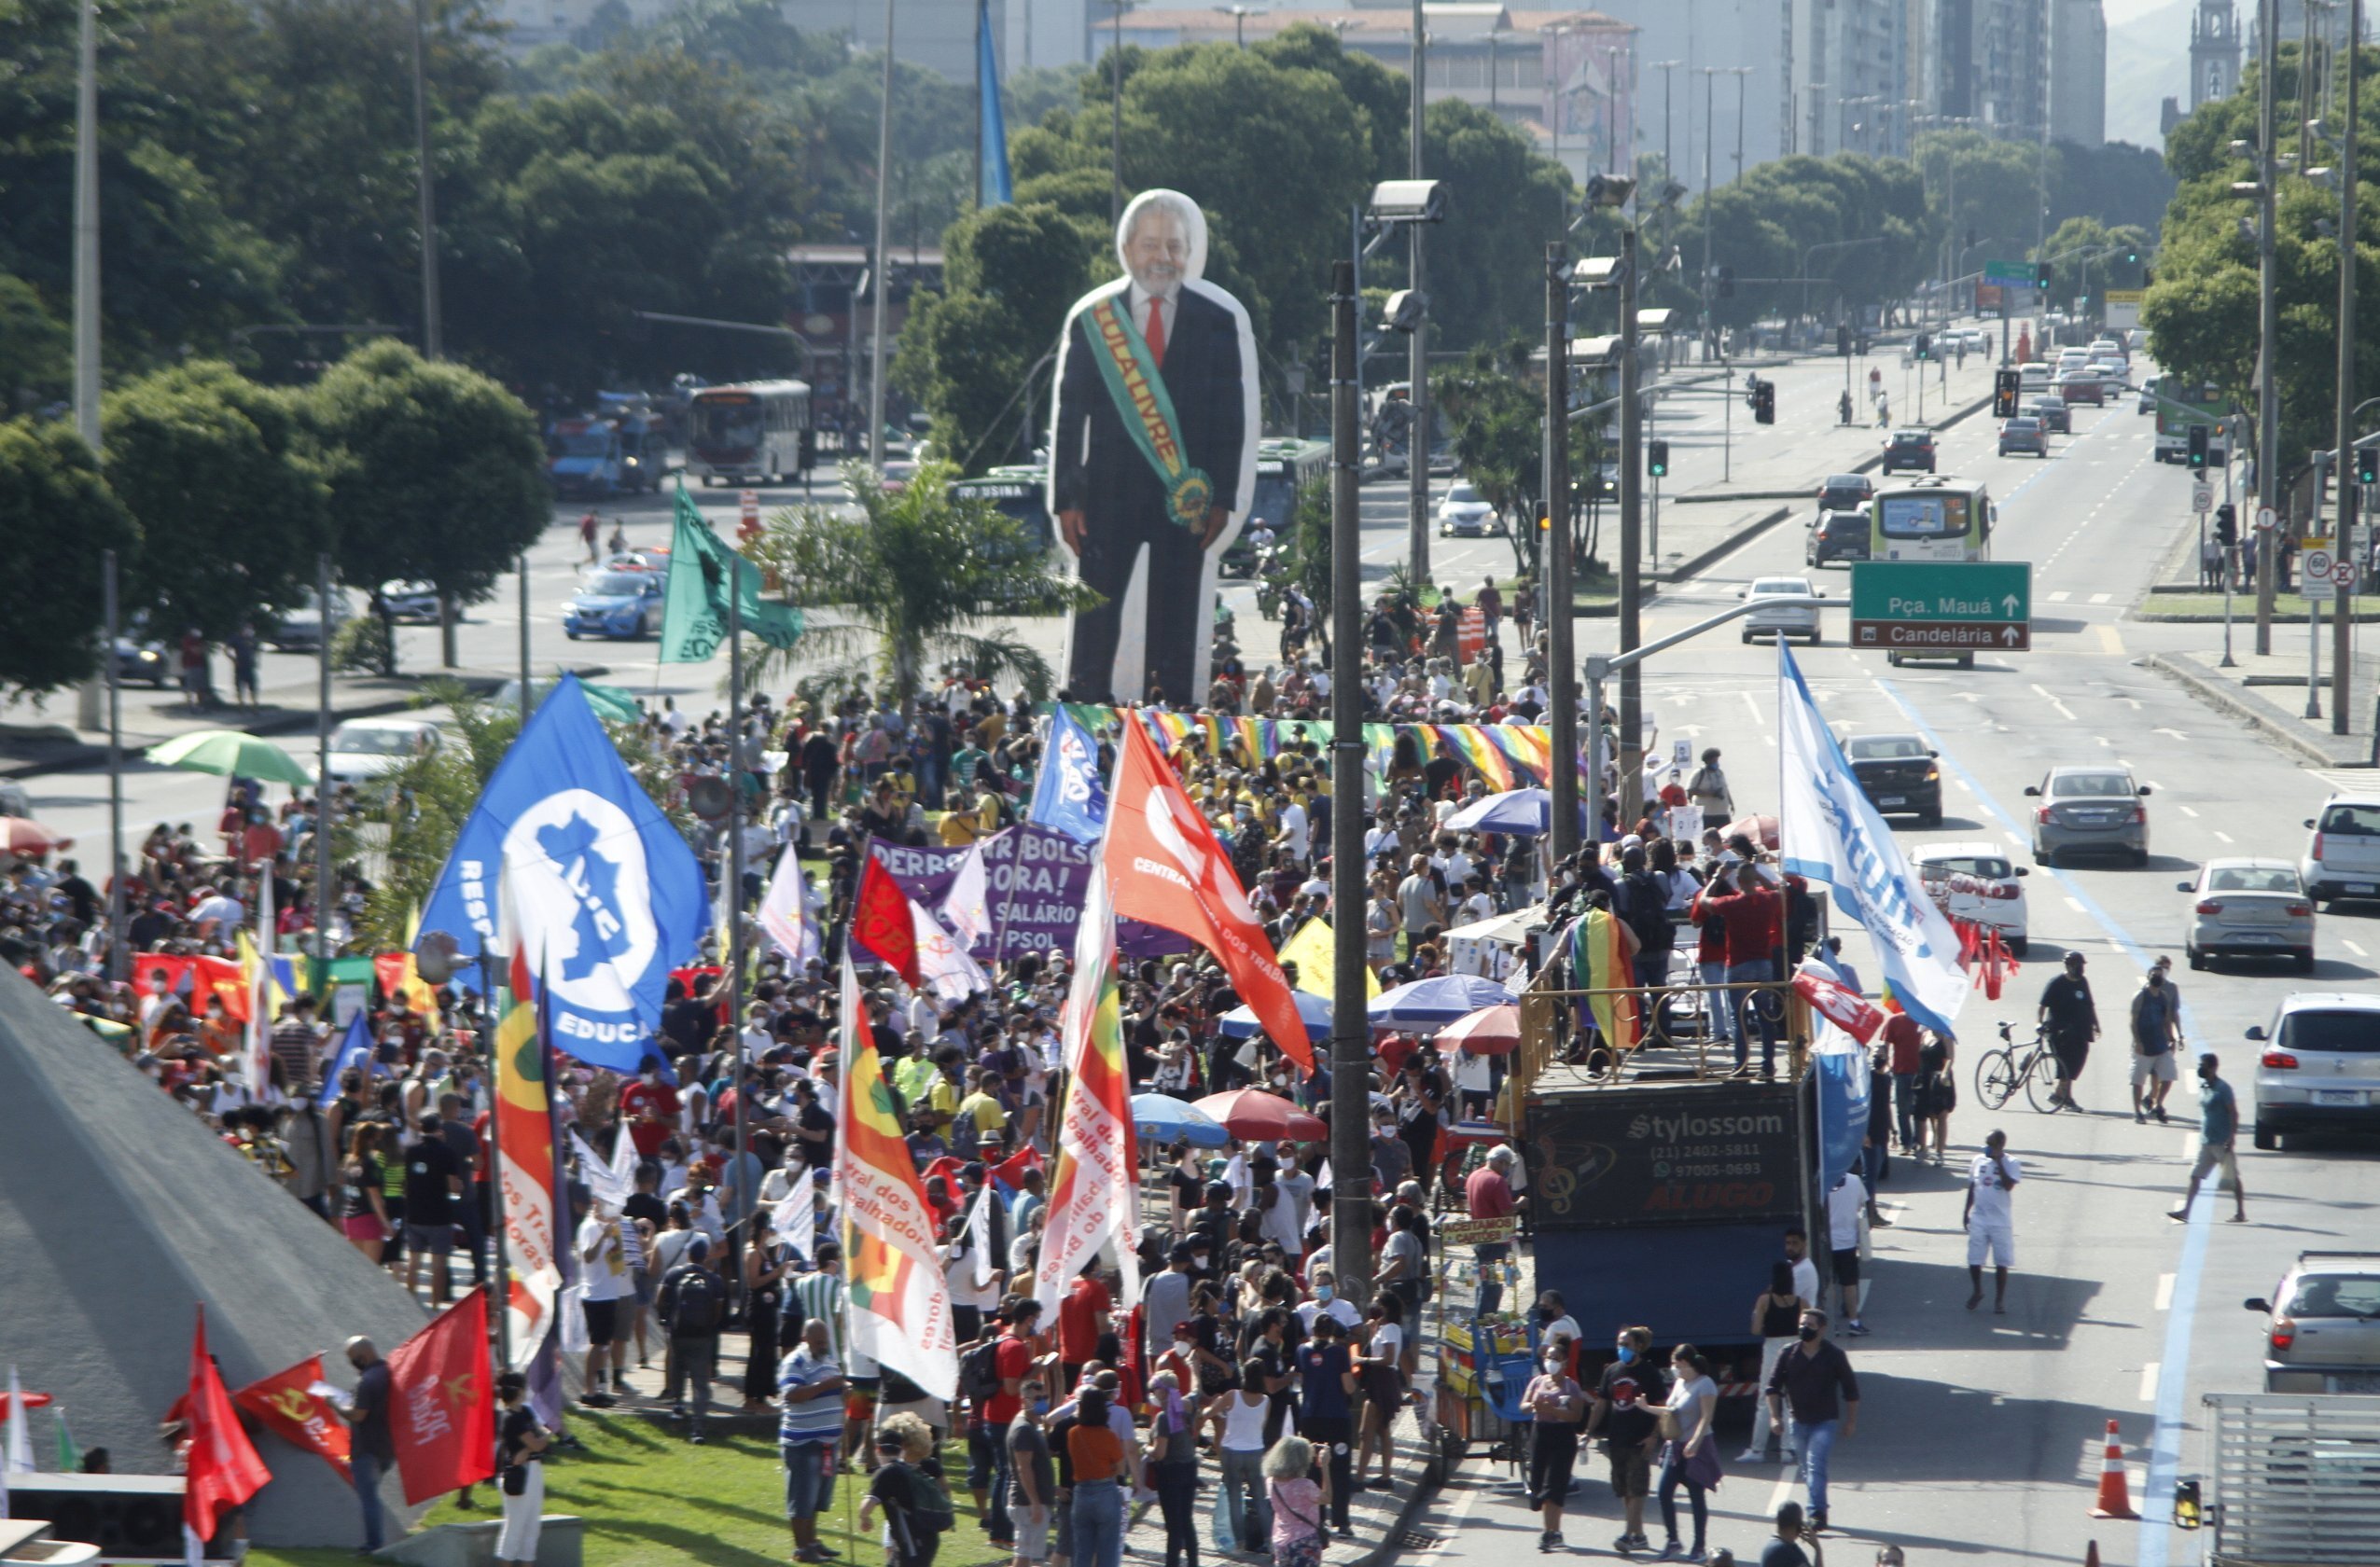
[{"left": 747, "top": 460, "right": 1099, "bottom": 704}]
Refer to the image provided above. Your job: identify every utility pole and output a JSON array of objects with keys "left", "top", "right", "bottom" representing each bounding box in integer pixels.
[
  {"left": 72, "top": 0, "right": 99, "bottom": 456},
  {"left": 869, "top": 0, "right": 898, "bottom": 468},
  {"left": 409, "top": 0, "right": 442, "bottom": 361},
  {"left": 2334, "top": 0, "right": 2360, "bottom": 731},
  {"left": 1618, "top": 222, "right": 1645, "bottom": 824},
  {"left": 2257, "top": 0, "right": 2282, "bottom": 653},
  {"left": 1654, "top": 61, "right": 1681, "bottom": 179},
  {"left": 1110, "top": 0, "right": 1126, "bottom": 226},
  {"left": 1701, "top": 67, "right": 1717, "bottom": 357},
  {"left": 1545, "top": 244, "right": 1579, "bottom": 864},
  {"left": 1409, "top": 0, "right": 1431, "bottom": 587},
  {"left": 1327, "top": 258, "right": 1373, "bottom": 1302},
  {"left": 104, "top": 549, "right": 123, "bottom": 981},
  {"left": 1733, "top": 66, "right": 1753, "bottom": 184}
]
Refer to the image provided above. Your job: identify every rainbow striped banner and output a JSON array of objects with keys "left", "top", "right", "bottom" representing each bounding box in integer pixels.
[{"left": 1056, "top": 703, "right": 1581, "bottom": 791}]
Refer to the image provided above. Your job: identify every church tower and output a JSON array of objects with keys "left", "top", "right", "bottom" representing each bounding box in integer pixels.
[{"left": 2191, "top": 0, "right": 2243, "bottom": 108}]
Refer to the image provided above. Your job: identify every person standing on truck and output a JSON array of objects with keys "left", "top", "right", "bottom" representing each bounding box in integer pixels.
[
  {"left": 1691, "top": 855, "right": 1784, "bottom": 1079},
  {"left": 2171, "top": 1052, "right": 2248, "bottom": 1225},
  {"left": 1764, "top": 1310, "right": 1859, "bottom": 1537},
  {"left": 1962, "top": 1130, "right": 2021, "bottom": 1314}
]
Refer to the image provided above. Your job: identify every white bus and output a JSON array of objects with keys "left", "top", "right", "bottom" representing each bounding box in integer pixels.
[{"left": 686, "top": 380, "right": 812, "bottom": 486}]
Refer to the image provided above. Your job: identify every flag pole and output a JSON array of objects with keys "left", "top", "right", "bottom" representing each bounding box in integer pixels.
[
  {"left": 482, "top": 943, "right": 512, "bottom": 1375},
  {"left": 730, "top": 552, "right": 751, "bottom": 1277}
]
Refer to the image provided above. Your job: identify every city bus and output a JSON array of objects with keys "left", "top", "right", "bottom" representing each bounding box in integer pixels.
[
  {"left": 686, "top": 380, "right": 812, "bottom": 486},
  {"left": 2153, "top": 381, "right": 2233, "bottom": 465},
  {"left": 1868, "top": 475, "right": 1995, "bottom": 562},
  {"left": 952, "top": 465, "right": 1054, "bottom": 552},
  {"left": 1221, "top": 438, "right": 1330, "bottom": 575}
]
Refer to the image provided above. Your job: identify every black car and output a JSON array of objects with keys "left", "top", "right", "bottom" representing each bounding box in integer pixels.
[
  {"left": 1807, "top": 510, "right": 1871, "bottom": 567},
  {"left": 1816, "top": 473, "right": 1874, "bottom": 516},
  {"left": 1881, "top": 429, "right": 1937, "bottom": 474},
  {"left": 2025, "top": 397, "right": 2071, "bottom": 435},
  {"left": 1842, "top": 732, "right": 1942, "bottom": 824}
]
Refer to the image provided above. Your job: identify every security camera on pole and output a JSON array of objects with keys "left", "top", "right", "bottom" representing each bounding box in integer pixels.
[{"left": 1362, "top": 180, "right": 1447, "bottom": 582}]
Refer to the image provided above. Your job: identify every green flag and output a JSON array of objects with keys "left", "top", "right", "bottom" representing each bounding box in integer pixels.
[
  {"left": 660, "top": 482, "right": 803, "bottom": 663},
  {"left": 55, "top": 1404, "right": 78, "bottom": 1471}
]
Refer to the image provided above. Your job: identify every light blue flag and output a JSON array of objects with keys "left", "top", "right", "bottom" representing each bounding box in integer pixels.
[
  {"left": 978, "top": 0, "right": 1012, "bottom": 205},
  {"left": 415, "top": 675, "right": 708, "bottom": 1072},
  {"left": 1775, "top": 644, "right": 1969, "bottom": 1038},
  {"left": 315, "top": 1007, "right": 374, "bottom": 1108},
  {"left": 1812, "top": 1032, "right": 1872, "bottom": 1190},
  {"left": 1028, "top": 705, "right": 1107, "bottom": 841}
]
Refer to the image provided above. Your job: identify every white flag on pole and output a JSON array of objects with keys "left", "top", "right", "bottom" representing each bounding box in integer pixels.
[{"left": 758, "top": 847, "right": 823, "bottom": 967}]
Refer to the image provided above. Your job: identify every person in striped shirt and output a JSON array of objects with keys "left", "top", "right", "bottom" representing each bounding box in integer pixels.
[{"left": 780, "top": 1318, "right": 848, "bottom": 1562}]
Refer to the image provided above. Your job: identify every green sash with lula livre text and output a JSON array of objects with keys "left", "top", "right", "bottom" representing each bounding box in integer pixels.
[{"left": 1084, "top": 293, "right": 1214, "bottom": 531}]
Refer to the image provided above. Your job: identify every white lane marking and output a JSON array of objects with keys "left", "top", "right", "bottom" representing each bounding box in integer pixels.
[
  {"left": 2157, "top": 1273, "right": 2177, "bottom": 1311},
  {"left": 2141, "top": 1362, "right": 2162, "bottom": 1402},
  {"left": 1742, "top": 691, "right": 1767, "bottom": 727},
  {"left": 2090, "top": 592, "right": 2113, "bottom": 603},
  {"left": 2346, "top": 939, "right": 2371, "bottom": 957},
  {"left": 2067, "top": 896, "right": 2088, "bottom": 913},
  {"left": 2178, "top": 805, "right": 2200, "bottom": 818},
  {"left": 1766, "top": 1469, "right": 1796, "bottom": 1515},
  {"left": 2213, "top": 831, "right": 2234, "bottom": 843},
  {"left": 2030, "top": 683, "right": 2078, "bottom": 721},
  {"left": 2050, "top": 590, "right": 2072, "bottom": 602}
]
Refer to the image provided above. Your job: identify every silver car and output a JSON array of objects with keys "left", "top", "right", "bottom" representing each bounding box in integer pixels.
[
  {"left": 2300, "top": 794, "right": 2380, "bottom": 908},
  {"left": 2179, "top": 858, "right": 2317, "bottom": 972},
  {"left": 2025, "top": 765, "right": 2150, "bottom": 866},
  {"left": 2244, "top": 1252, "right": 2380, "bottom": 1393},
  {"left": 2248, "top": 992, "right": 2380, "bottom": 1149}
]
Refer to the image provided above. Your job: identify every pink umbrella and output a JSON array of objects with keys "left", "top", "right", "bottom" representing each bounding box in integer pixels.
[
  {"left": 0, "top": 816, "right": 64, "bottom": 854},
  {"left": 1192, "top": 1089, "right": 1327, "bottom": 1143},
  {"left": 1438, "top": 1002, "right": 1521, "bottom": 1057},
  {"left": 1725, "top": 813, "right": 1780, "bottom": 851}
]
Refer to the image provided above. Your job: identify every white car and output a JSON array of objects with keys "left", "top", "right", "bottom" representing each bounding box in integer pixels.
[
  {"left": 269, "top": 586, "right": 355, "bottom": 651},
  {"left": 2299, "top": 794, "right": 2380, "bottom": 908},
  {"left": 1737, "top": 575, "right": 1824, "bottom": 643},
  {"left": 1436, "top": 481, "right": 1501, "bottom": 537},
  {"left": 324, "top": 716, "right": 442, "bottom": 786},
  {"left": 1912, "top": 842, "right": 2030, "bottom": 954},
  {"left": 378, "top": 581, "right": 441, "bottom": 623},
  {"left": 2178, "top": 857, "right": 2316, "bottom": 972},
  {"left": 2248, "top": 992, "right": 2380, "bottom": 1150}
]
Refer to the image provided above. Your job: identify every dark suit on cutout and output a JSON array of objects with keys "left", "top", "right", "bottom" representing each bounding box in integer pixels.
[{"left": 1052, "top": 283, "right": 1246, "bottom": 703}]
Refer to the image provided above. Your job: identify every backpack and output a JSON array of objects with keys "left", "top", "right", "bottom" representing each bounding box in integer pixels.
[
  {"left": 669, "top": 1267, "right": 726, "bottom": 1335},
  {"left": 909, "top": 1464, "right": 957, "bottom": 1535},
  {"left": 1621, "top": 871, "right": 1674, "bottom": 955},
  {"left": 957, "top": 1336, "right": 1004, "bottom": 1405}
]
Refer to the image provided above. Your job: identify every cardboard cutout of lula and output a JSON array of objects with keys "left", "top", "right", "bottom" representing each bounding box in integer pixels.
[{"left": 1047, "top": 189, "right": 1260, "bottom": 706}]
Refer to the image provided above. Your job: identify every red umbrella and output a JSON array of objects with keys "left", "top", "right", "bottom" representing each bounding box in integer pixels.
[
  {"left": 0, "top": 816, "right": 63, "bottom": 854},
  {"left": 1192, "top": 1089, "right": 1327, "bottom": 1142},
  {"left": 1439, "top": 1003, "right": 1521, "bottom": 1057},
  {"left": 1725, "top": 813, "right": 1780, "bottom": 851}
]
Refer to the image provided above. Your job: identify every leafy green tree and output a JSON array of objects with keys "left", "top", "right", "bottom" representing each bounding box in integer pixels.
[
  {"left": 0, "top": 418, "right": 139, "bottom": 694},
  {"left": 2035, "top": 216, "right": 2155, "bottom": 310},
  {"left": 895, "top": 201, "right": 1092, "bottom": 475},
  {"left": 0, "top": 275, "right": 69, "bottom": 412},
  {"left": 747, "top": 460, "right": 1098, "bottom": 702},
  {"left": 105, "top": 361, "right": 329, "bottom": 643},
  {"left": 306, "top": 340, "right": 549, "bottom": 668},
  {"left": 1663, "top": 154, "right": 1929, "bottom": 331},
  {"left": 1423, "top": 101, "right": 1573, "bottom": 353}
]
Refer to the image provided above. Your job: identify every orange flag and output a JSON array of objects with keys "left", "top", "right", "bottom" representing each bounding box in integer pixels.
[
  {"left": 1104, "top": 720, "right": 1312, "bottom": 1070},
  {"left": 232, "top": 1355, "right": 353, "bottom": 1481}
]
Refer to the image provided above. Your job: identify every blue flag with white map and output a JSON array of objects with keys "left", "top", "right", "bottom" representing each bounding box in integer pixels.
[
  {"left": 1028, "top": 705, "right": 1107, "bottom": 842},
  {"left": 416, "top": 675, "right": 706, "bottom": 1072}
]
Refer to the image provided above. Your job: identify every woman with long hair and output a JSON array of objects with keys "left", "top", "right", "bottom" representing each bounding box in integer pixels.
[
  {"left": 1144, "top": 1369, "right": 1201, "bottom": 1567},
  {"left": 1739, "top": 1264, "right": 1807, "bottom": 1463},
  {"left": 340, "top": 1123, "right": 393, "bottom": 1263},
  {"left": 1655, "top": 1344, "right": 1721, "bottom": 1562},
  {"left": 1352, "top": 1296, "right": 1406, "bottom": 1491}
]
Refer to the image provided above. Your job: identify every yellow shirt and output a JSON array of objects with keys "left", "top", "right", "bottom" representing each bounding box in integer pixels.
[{"left": 957, "top": 1091, "right": 1009, "bottom": 1136}]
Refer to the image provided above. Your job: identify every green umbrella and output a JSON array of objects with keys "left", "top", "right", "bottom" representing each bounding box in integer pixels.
[{"left": 144, "top": 728, "right": 316, "bottom": 788}]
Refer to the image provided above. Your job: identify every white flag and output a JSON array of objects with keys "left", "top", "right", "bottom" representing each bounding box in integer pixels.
[
  {"left": 759, "top": 847, "right": 823, "bottom": 967},
  {"left": 3, "top": 1368, "right": 31, "bottom": 1475},
  {"left": 912, "top": 900, "right": 993, "bottom": 1002},
  {"left": 1031, "top": 866, "right": 1142, "bottom": 1315},
  {"left": 244, "top": 868, "right": 276, "bottom": 1096},
  {"left": 942, "top": 839, "right": 994, "bottom": 949},
  {"left": 771, "top": 1159, "right": 818, "bottom": 1257},
  {"left": 967, "top": 1181, "right": 999, "bottom": 1290},
  {"left": 1776, "top": 643, "right": 1969, "bottom": 1035},
  {"left": 576, "top": 1129, "right": 635, "bottom": 1211}
]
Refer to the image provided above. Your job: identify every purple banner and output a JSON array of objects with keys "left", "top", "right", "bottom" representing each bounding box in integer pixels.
[{"left": 868, "top": 825, "right": 1188, "bottom": 964}]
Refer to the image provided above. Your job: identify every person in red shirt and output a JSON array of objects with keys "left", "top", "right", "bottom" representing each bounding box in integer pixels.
[
  {"left": 1880, "top": 1011, "right": 1923, "bottom": 1154},
  {"left": 980, "top": 1298, "right": 1044, "bottom": 1546},
  {"left": 1463, "top": 1144, "right": 1524, "bottom": 1315},
  {"left": 1690, "top": 854, "right": 1784, "bottom": 1077},
  {"left": 619, "top": 1058, "right": 682, "bottom": 1158},
  {"left": 1057, "top": 1264, "right": 1113, "bottom": 1385}
]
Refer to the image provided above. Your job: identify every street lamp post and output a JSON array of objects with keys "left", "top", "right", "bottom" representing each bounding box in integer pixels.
[
  {"left": 1409, "top": 0, "right": 1431, "bottom": 588},
  {"left": 1730, "top": 66, "right": 1753, "bottom": 183},
  {"left": 1653, "top": 60, "right": 1682, "bottom": 178},
  {"left": 1215, "top": 4, "right": 1248, "bottom": 47},
  {"left": 2255, "top": 0, "right": 2282, "bottom": 655},
  {"left": 72, "top": 0, "right": 99, "bottom": 456},
  {"left": 1545, "top": 244, "right": 1578, "bottom": 863},
  {"left": 869, "top": 0, "right": 897, "bottom": 469}
]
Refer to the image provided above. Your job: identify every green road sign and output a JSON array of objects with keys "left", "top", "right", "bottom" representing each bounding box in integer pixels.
[
  {"left": 1982, "top": 260, "right": 2032, "bottom": 285},
  {"left": 1850, "top": 561, "right": 2033, "bottom": 652}
]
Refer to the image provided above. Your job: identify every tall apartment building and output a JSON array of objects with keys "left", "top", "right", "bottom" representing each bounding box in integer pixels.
[
  {"left": 1783, "top": 0, "right": 1914, "bottom": 158},
  {"left": 2048, "top": 0, "right": 2106, "bottom": 146},
  {"left": 1926, "top": 0, "right": 2049, "bottom": 141}
]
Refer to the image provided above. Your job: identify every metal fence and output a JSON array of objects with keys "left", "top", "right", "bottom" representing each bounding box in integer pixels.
[{"left": 2201, "top": 1392, "right": 2380, "bottom": 1566}]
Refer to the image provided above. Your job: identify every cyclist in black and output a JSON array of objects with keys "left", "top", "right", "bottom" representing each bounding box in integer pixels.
[{"left": 2036, "top": 952, "right": 2099, "bottom": 1109}]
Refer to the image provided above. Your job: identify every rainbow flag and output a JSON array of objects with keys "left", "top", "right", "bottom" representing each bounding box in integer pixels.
[
  {"left": 834, "top": 950, "right": 959, "bottom": 1397},
  {"left": 494, "top": 946, "right": 561, "bottom": 1368},
  {"left": 1567, "top": 908, "right": 1642, "bottom": 1051}
]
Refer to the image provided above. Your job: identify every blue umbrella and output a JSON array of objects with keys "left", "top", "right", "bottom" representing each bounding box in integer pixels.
[
  {"left": 1444, "top": 787, "right": 1551, "bottom": 835},
  {"left": 1132, "top": 1093, "right": 1230, "bottom": 1147},
  {"left": 1217, "top": 988, "right": 1338, "bottom": 1039},
  {"left": 1368, "top": 974, "right": 1520, "bottom": 1031}
]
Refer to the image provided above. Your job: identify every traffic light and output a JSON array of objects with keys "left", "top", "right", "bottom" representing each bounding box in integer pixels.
[
  {"left": 2034, "top": 262, "right": 2052, "bottom": 289},
  {"left": 1837, "top": 325, "right": 1852, "bottom": 357},
  {"left": 2215, "top": 503, "right": 2237, "bottom": 547},
  {"left": 2188, "top": 425, "right": 2210, "bottom": 469},
  {"left": 2359, "top": 445, "right": 2379, "bottom": 485},
  {"left": 1648, "top": 439, "right": 1670, "bottom": 478},
  {"left": 1914, "top": 332, "right": 1932, "bottom": 361},
  {"left": 1993, "top": 368, "right": 2021, "bottom": 419},
  {"left": 1718, "top": 266, "right": 1736, "bottom": 298},
  {"left": 1754, "top": 381, "right": 1776, "bottom": 424}
]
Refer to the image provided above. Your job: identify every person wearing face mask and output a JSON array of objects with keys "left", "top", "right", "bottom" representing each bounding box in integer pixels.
[
  {"left": 2171, "top": 1052, "right": 2248, "bottom": 1224},
  {"left": 1292, "top": 1315, "right": 1356, "bottom": 1537},
  {"left": 1522, "top": 1339, "right": 1588, "bottom": 1551},
  {"left": 1763, "top": 1310, "right": 1859, "bottom": 1536},
  {"left": 1533, "top": 1291, "right": 1582, "bottom": 1378},
  {"left": 2128, "top": 960, "right": 2183, "bottom": 1124}
]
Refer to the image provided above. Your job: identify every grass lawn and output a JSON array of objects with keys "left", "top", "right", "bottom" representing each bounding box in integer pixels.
[
  {"left": 247, "top": 1412, "right": 1017, "bottom": 1567},
  {"left": 2135, "top": 592, "right": 2380, "bottom": 621}
]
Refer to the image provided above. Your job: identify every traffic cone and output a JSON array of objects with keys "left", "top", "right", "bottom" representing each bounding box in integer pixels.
[
  {"left": 2084, "top": 1543, "right": 2101, "bottom": 1567},
  {"left": 2090, "top": 1421, "right": 2138, "bottom": 1519}
]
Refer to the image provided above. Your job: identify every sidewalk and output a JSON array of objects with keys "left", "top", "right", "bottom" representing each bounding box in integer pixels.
[
  {"left": 2146, "top": 642, "right": 2379, "bottom": 769},
  {"left": 1641, "top": 340, "right": 2005, "bottom": 583}
]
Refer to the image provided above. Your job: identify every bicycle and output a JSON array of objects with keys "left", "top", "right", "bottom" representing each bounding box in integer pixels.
[{"left": 1973, "top": 1020, "right": 2067, "bottom": 1113}]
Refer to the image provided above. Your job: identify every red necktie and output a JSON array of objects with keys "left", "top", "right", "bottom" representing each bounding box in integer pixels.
[{"left": 1146, "top": 297, "right": 1166, "bottom": 369}]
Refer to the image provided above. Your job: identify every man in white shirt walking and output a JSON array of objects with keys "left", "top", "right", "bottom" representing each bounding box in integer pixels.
[
  {"left": 1825, "top": 1172, "right": 1869, "bottom": 1336},
  {"left": 1962, "top": 1129, "right": 2021, "bottom": 1314}
]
